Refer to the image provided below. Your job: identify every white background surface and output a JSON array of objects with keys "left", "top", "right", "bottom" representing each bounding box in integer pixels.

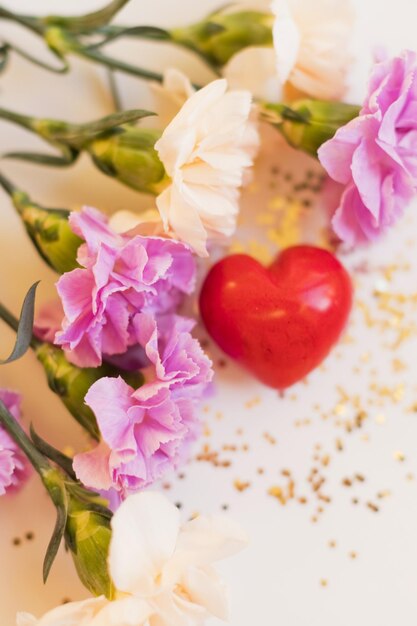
[{"left": 1, "top": 1, "right": 417, "bottom": 625}]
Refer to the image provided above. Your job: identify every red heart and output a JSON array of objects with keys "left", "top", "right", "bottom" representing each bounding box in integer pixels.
[{"left": 199, "top": 245, "right": 353, "bottom": 390}]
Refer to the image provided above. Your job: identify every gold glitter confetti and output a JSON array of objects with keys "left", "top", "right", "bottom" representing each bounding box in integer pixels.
[{"left": 234, "top": 480, "right": 250, "bottom": 492}]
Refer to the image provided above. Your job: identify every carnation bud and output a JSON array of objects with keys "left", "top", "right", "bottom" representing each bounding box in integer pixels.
[
  {"left": 0, "top": 106, "right": 159, "bottom": 191},
  {"left": 35, "top": 343, "right": 101, "bottom": 439},
  {"left": 65, "top": 492, "right": 114, "bottom": 598},
  {"left": 263, "top": 100, "right": 361, "bottom": 157},
  {"left": 0, "top": 400, "right": 113, "bottom": 598},
  {"left": 43, "top": 471, "right": 114, "bottom": 597},
  {"left": 6, "top": 186, "right": 81, "bottom": 274},
  {"left": 170, "top": 9, "right": 274, "bottom": 67},
  {"left": 85, "top": 126, "right": 167, "bottom": 194},
  {"left": 35, "top": 342, "right": 143, "bottom": 440},
  {"left": 41, "top": 469, "right": 114, "bottom": 597}
]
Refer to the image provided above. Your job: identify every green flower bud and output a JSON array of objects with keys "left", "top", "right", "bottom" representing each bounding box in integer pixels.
[
  {"left": 10, "top": 190, "right": 81, "bottom": 274},
  {"left": 170, "top": 10, "right": 274, "bottom": 67},
  {"left": 0, "top": 386, "right": 114, "bottom": 598},
  {"left": 35, "top": 343, "right": 101, "bottom": 439},
  {"left": 35, "top": 342, "right": 144, "bottom": 440},
  {"left": 86, "top": 126, "right": 167, "bottom": 194},
  {"left": 42, "top": 469, "right": 114, "bottom": 598},
  {"left": 264, "top": 100, "right": 361, "bottom": 157},
  {"left": 66, "top": 493, "right": 114, "bottom": 598}
]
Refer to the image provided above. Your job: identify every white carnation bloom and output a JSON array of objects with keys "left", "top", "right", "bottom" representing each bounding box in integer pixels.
[
  {"left": 17, "top": 492, "right": 247, "bottom": 626},
  {"left": 151, "top": 68, "right": 195, "bottom": 126},
  {"left": 223, "top": 0, "right": 354, "bottom": 102},
  {"left": 109, "top": 208, "right": 163, "bottom": 236},
  {"left": 155, "top": 78, "right": 259, "bottom": 256}
]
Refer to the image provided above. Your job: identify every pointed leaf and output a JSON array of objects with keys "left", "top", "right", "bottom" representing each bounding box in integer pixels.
[
  {"left": 0, "top": 282, "right": 39, "bottom": 364},
  {"left": 0, "top": 44, "right": 9, "bottom": 72},
  {"left": 60, "top": 109, "right": 155, "bottom": 143},
  {"left": 4, "top": 40, "right": 70, "bottom": 74},
  {"left": 88, "top": 25, "right": 171, "bottom": 49},
  {"left": 43, "top": 503, "right": 68, "bottom": 582},
  {"left": 45, "top": 0, "right": 131, "bottom": 32},
  {"left": 2, "top": 150, "right": 78, "bottom": 166},
  {"left": 30, "top": 424, "right": 76, "bottom": 480}
]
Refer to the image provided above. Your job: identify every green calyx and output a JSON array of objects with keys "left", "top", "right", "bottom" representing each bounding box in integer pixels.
[
  {"left": 35, "top": 343, "right": 102, "bottom": 440},
  {"left": 87, "top": 126, "right": 167, "bottom": 195},
  {"left": 42, "top": 471, "right": 114, "bottom": 598},
  {"left": 263, "top": 100, "right": 361, "bottom": 157},
  {"left": 65, "top": 484, "right": 114, "bottom": 598},
  {"left": 171, "top": 10, "right": 274, "bottom": 67},
  {"left": 0, "top": 171, "right": 81, "bottom": 273},
  {"left": 11, "top": 191, "right": 82, "bottom": 274},
  {"left": 35, "top": 342, "right": 144, "bottom": 441},
  {"left": 0, "top": 106, "right": 160, "bottom": 187}
]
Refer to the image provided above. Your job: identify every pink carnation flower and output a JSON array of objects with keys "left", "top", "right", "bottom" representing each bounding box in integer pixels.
[
  {"left": 0, "top": 389, "right": 31, "bottom": 495},
  {"left": 55, "top": 207, "right": 196, "bottom": 368},
  {"left": 318, "top": 50, "right": 417, "bottom": 245},
  {"left": 73, "top": 314, "right": 213, "bottom": 501}
]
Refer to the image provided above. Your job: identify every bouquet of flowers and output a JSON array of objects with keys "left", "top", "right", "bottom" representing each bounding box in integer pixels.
[{"left": 1, "top": 1, "right": 417, "bottom": 624}]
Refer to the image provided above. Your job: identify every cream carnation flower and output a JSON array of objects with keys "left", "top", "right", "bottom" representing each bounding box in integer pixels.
[
  {"left": 109, "top": 491, "right": 248, "bottom": 624},
  {"left": 151, "top": 68, "right": 195, "bottom": 126},
  {"left": 17, "top": 492, "right": 247, "bottom": 626},
  {"left": 154, "top": 78, "right": 259, "bottom": 256},
  {"left": 109, "top": 208, "right": 164, "bottom": 236},
  {"left": 223, "top": 0, "right": 354, "bottom": 102}
]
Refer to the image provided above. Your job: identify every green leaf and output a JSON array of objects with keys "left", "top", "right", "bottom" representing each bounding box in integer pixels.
[
  {"left": 2, "top": 40, "right": 70, "bottom": 74},
  {"left": 45, "top": 0, "right": 131, "bottom": 33},
  {"left": 59, "top": 109, "right": 156, "bottom": 144},
  {"left": 0, "top": 43, "right": 9, "bottom": 72},
  {"left": 43, "top": 503, "right": 68, "bottom": 582},
  {"left": 2, "top": 149, "right": 79, "bottom": 167},
  {"left": 0, "top": 282, "right": 39, "bottom": 364},
  {"left": 88, "top": 25, "right": 171, "bottom": 49},
  {"left": 30, "top": 424, "right": 76, "bottom": 480}
]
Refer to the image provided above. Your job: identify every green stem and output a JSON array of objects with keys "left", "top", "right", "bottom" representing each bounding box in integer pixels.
[
  {"left": 0, "top": 106, "right": 35, "bottom": 133},
  {"left": 0, "top": 6, "right": 44, "bottom": 36},
  {"left": 0, "top": 400, "right": 50, "bottom": 474},
  {"left": 43, "top": 0, "right": 131, "bottom": 33},
  {"left": 0, "top": 302, "right": 40, "bottom": 350},
  {"left": 76, "top": 45, "right": 165, "bottom": 83},
  {"left": 89, "top": 24, "right": 172, "bottom": 47},
  {"left": 0, "top": 170, "right": 18, "bottom": 197}
]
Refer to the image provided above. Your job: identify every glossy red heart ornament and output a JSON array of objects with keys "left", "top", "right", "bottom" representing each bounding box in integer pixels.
[{"left": 199, "top": 245, "right": 353, "bottom": 390}]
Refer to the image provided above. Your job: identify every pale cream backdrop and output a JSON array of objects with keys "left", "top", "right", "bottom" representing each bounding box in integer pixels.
[{"left": 1, "top": 1, "right": 417, "bottom": 625}]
